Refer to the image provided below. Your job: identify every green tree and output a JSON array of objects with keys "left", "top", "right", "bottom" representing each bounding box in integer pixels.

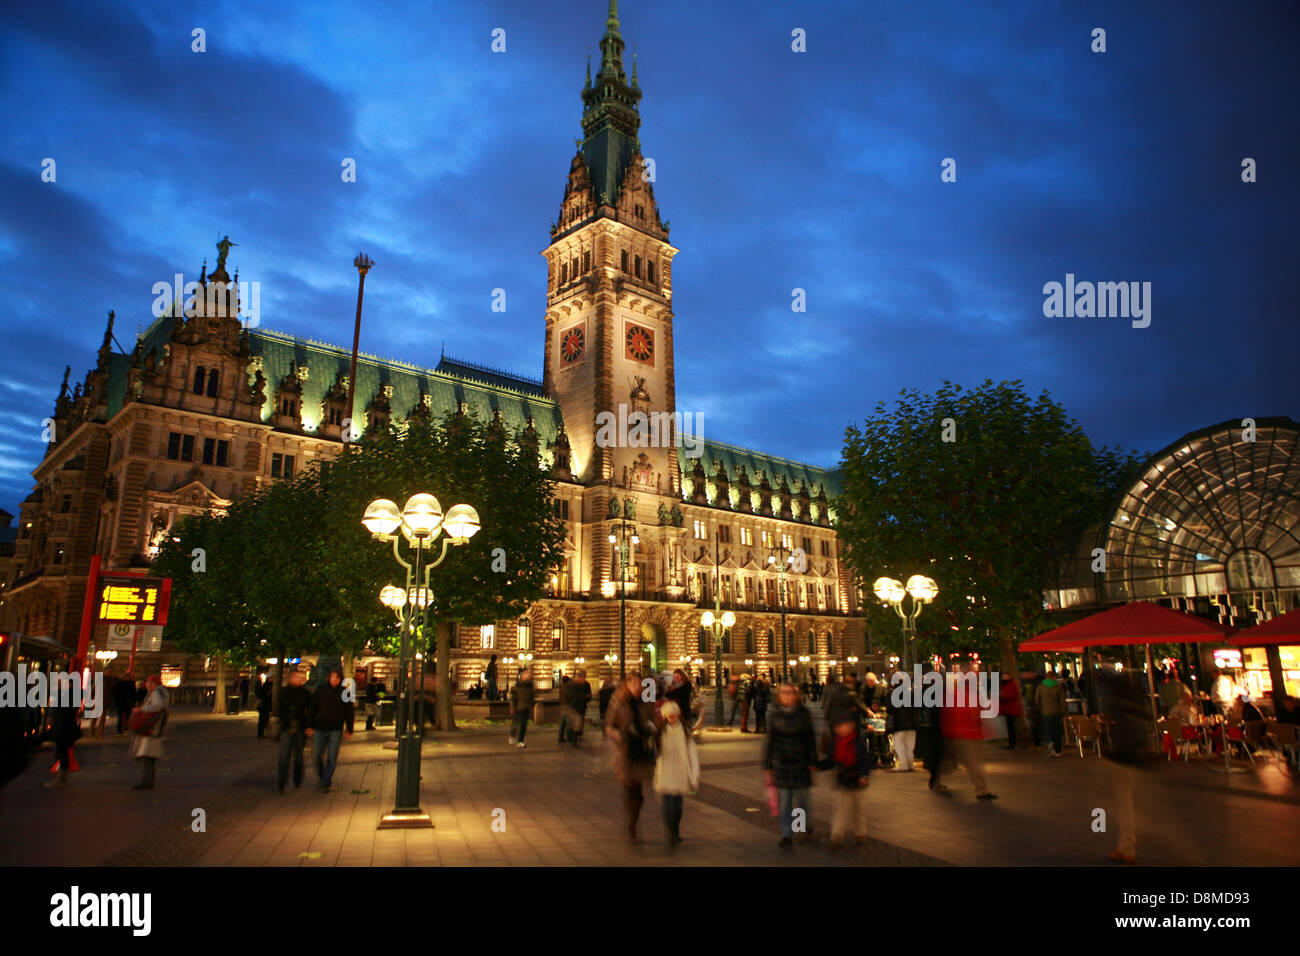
[
  {"left": 835, "top": 380, "right": 1142, "bottom": 687},
  {"left": 154, "top": 408, "right": 566, "bottom": 729}
]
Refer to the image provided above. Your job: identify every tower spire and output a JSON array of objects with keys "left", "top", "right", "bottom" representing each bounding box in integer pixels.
[{"left": 581, "top": 0, "right": 641, "bottom": 206}]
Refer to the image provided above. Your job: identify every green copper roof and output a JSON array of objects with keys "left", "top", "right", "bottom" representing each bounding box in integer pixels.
[
  {"left": 678, "top": 437, "right": 842, "bottom": 521},
  {"left": 248, "top": 329, "right": 565, "bottom": 461}
]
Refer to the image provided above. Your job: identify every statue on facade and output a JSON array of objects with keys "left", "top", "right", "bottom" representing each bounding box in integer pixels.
[
  {"left": 623, "top": 497, "right": 636, "bottom": 520},
  {"left": 670, "top": 503, "right": 683, "bottom": 527},
  {"left": 607, "top": 496, "right": 621, "bottom": 519},
  {"left": 658, "top": 503, "right": 671, "bottom": 526}
]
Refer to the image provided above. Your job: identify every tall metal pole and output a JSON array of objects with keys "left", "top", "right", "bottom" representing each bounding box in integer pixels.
[
  {"left": 345, "top": 254, "right": 373, "bottom": 445},
  {"left": 619, "top": 533, "right": 627, "bottom": 679},
  {"left": 713, "top": 527, "right": 724, "bottom": 727}
]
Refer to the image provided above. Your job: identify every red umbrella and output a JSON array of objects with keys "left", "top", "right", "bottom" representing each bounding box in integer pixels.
[
  {"left": 1228, "top": 609, "right": 1300, "bottom": 646},
  {"left": 1019, "top": 601, "right": 1232, "bottom": 652},
  {"left": 1019, "top": 602, "right": 1234, "bottom": 737}
]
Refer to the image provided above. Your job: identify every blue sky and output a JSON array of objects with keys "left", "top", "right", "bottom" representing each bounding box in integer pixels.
[{"left": 1, "top": 0, "right": 1297, "bottom": 514}]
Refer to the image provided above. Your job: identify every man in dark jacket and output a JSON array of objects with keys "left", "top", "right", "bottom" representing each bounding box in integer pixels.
[
  {"left": 563, "top": 670, "right": 593, "bottom": 746},
  {"left": 485, "top": 654, "right": 499, "bottom": 701},
  {"left": 509, "top": 669, "right": 535, "bottom": 747},
  {"left": 752, "top": 677, "right": 771, "bottom": 733},
  {"left": 275, "top": 668, "right": 312, "bottom": 792},
  {"left": 255, "top": 672, "right": 274, "bottom": 739},
  {"left": 306, "top": 669, "right": 354, "bottom": 793},
  {"left": 886, "top": 680, "right": 920, "bottom": 771},
  {"left": 763, "top": 682, "right": 818, "bottom": 847},
  {"left": 114, "top": 673, "right": 137, "bottom": 735}
]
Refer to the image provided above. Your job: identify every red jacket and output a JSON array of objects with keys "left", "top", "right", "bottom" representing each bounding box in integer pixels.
[
  {"left": 999, "top": 679, "right": 1023, "bottom": 717},
  {"left": 941, "top": 697, "right": 984, "bottom": 740}
]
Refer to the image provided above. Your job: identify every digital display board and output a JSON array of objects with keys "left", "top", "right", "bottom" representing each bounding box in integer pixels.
[{"left": 96, "top": 576, "right": 172, "bottom": 625}]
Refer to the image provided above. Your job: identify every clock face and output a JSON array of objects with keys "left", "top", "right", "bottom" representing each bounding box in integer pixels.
[
  {"left": 625, "top": 323, "right": 654, "bottom": 364},
  {"left": 560, "top": 325, "right": 585, "bottom": 364}
]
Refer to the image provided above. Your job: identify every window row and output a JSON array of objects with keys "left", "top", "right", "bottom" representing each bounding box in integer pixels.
[
  {"left": 165, "top": 432, "right": 230, "bottom": 467},
  {"left": 690, "top": 523, "right": 834, "bottom": 560},
  {"left": 619, "top": 249, "right": 657, "bottom": 284},
  {"left": 698, "top": 627, "right": 838, "bottom": 657}
]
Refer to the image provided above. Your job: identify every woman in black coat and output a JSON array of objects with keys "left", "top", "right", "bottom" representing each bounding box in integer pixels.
[{"left": 762, "top": 682, "right": 818, "bottom": 846}]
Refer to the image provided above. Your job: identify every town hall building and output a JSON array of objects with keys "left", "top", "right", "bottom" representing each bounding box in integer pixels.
[{"left": 4, "top": 2, "right": 868, "bottom": 692}]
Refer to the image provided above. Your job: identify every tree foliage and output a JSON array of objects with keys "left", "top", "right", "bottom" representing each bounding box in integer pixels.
[
  {"left": 835, "top": 380, "right": 1142, "bottom": 667},
  {"left": 153, "top": 410, "right": 567, "bottom": 669}
]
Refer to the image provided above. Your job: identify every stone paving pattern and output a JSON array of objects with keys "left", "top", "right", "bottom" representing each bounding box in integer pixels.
[{"left": 2, "top": 704, "right": 1297, "bottom": 867}]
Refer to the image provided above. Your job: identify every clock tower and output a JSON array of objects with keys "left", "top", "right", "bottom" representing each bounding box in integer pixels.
[{"left": 542, "top": 1, "right": 680, "bottom": 493}]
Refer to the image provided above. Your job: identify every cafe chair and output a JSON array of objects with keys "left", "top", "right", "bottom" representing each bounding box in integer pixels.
[{"left": 1074, "top": 717, "right": 1102, "bottom": 757}]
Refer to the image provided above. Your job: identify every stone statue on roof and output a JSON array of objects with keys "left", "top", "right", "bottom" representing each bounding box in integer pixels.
[{"left": 215, "top": 235, "right": 237, "bottom": 272}]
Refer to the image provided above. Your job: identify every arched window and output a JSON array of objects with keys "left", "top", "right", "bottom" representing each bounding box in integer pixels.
[
  {"left": 765, "top": 628, "right": 775, "bottom": 655},
  {"left": 634, "top": 255, "right": 642, "bottom": 278},
  {"left": 825, "top": 631, "right": 834, "bottom": 657},
  {"left": 517, "top": 618, "right": 531, "bottom": 650},
  {"left": 745, "top": 628, "right": 756, "bottom": 654},
  {"left": 552, "top": 620, "right": 566, "bottom": 651},
  {"left": 206, "top": 369, "right": 219, "bottom": 397},
  {"left": 193, "top": 366, "right": 206, "bottom": 394}
]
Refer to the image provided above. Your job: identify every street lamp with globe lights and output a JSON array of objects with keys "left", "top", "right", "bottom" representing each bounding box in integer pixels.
[
  {"left": 701, "top": 606, "right": 736, "bottom": 728},
  {"left": 608, "top": 521, "right": 639, "bottom": 679},
  {"left": 873, "top": 574, "right": 938, "bottom": 672},
  {"left": 362, "top": 494, "right": 479, "bottom": 828}
]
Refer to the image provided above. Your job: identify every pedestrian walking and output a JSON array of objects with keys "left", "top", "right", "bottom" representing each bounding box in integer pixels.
[
  {"left": 1036, "top": 671, "right": 1067, "bottom": 757},
  {"left": 606, "top": 672, "right": 657, "bottom": 842},
  {"left": 653, "top": 700, "right": 699, "bottom": 846},
  {"left": 275, "top": 667, "right": 312, "bottom": 792},
  {"left": 763, "top": 681, "right": 818, "bottom": 847},
  {"left": 485, "top": 654, "right": 499, "bottom": 702},
  {"left": 820, "top": 716, "right": 871, "bottom": 847},
  {"left": 1094, "top": 653, "right": 1150, "bottom": 863},
  {"left": 306, "top": 669, "right": 353, "bottom": 793},
  {"left": 752, "top": 676, "right": 770, "bottom": 733},
  {"left": 1021, "top": 670, "right": 1042, "bottom": 748},
  {"left": 999, "top": 673, "right": 1023, "bottom": 749},
  {"left": 255, "top": 673, "right": 274, "bottom": 739},
  {"left": 936, "top": 663, "right": 997, "bottom": 800},
  {"left": 886, "top": 679, "right": 919, "bottom": 771},
  {"left": 509, "top": 668, "right": 534, "bottom": 747},
  {"left": 737, "top": 673, "right": 754, "bottom": 732},
  {"left": 363, "top": 675, "right": 386, "bottom": 731},
  {"left": 563, "top": 669, "right": 593, "bottom": 746},
  {"left": 114, "top": 673, "right": 137, "bottom": 736},
  {"left": 44, "top": 699, "right": 81, "bottom": 788},
  {"left": 127, "top": 675, "right": 169, "bottom": 790}
]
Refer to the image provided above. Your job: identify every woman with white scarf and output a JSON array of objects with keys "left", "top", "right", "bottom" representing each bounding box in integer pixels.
[{"left": 653, "top": 701, "right": 699, "bottom": 846}]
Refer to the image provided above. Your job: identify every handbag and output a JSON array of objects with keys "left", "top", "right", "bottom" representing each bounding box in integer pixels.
[
  {"left": 127, "top": 709, "right": 161, "bottom": 736},
  {"left": 764, "top": 779, "right": 779, "bottom": 817}
]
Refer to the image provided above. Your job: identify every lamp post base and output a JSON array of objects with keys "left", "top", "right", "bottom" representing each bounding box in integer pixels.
[{"left": 377, "top": 811, "right": 433, "bottom": 829}]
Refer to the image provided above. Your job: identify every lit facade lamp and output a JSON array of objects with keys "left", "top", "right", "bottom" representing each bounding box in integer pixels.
[
  {"left": 363, "top": 493, "right": 480, "bottom": 829},
  {"left": 873, "top": 574, "right": 938, "bottom": 672},
  {"left": 767, "top": 543, "right": 796, "bottom": 681}
]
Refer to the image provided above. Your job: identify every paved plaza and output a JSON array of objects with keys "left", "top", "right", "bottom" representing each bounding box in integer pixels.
[{"left": 2, "top": 705, "right": 1297, "bottom": 867}]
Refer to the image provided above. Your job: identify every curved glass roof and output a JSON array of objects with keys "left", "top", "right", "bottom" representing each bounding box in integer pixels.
[{"left": 1102, "top": 418, "right": 1300, "bottom": 602}]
